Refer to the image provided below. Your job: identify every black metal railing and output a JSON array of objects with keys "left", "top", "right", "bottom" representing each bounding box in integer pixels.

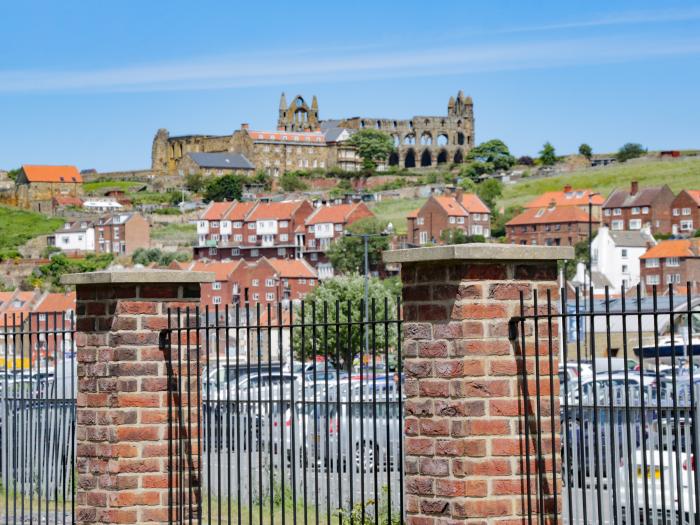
[
  {"left": 513, "top": 283, "right": 700, "bottom": 525},
  {"left": 0, "top": 312, "right": 76, "bottom": 525},
  {"left": 165, "top": 299, "right": 404, "bottom": 525}
]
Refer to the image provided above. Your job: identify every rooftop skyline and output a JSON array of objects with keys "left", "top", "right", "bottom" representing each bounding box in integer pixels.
[{"left": 1, "top": 0, "right": 699, "bottom": 171}]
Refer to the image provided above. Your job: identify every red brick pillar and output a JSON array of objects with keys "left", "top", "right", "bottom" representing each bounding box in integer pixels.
[
  {"left": 385, "top": 245, "right": 572, "bottom": 525},
  {"left": 63, "top": 270, "right": 213, "bottom": 525}
]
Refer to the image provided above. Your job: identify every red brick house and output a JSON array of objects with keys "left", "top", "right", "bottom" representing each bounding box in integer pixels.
[
  {"left": 506, "top": 206, "right": 591, "bottom": 246},
  {"left": 304, "top": 202, "right": 374, "bottom": 278},
  {"left": 194, "top": 200, "right": 314, "bottom": 261},
  {"left": 671, "top": 190, "right": 700, "bottom": 236},
  {"left": 640, "top": 238, "right": 700, "bottom": 294},
  {"left": 94, "top": 213, "right": 150, "bottom": 256},
  {"left": 523, "top": 185, "right": 604, "bottom": 219},
  {"left": 602, "top": 181, "right": 675, "bottom": 234},
  {"left": 406, "top": 192, "right": 491, "bottom": 246}
]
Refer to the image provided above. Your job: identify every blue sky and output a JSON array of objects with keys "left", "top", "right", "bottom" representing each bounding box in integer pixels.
[{"left": 1, "top": 1, "right": 699, "bottom": 171}]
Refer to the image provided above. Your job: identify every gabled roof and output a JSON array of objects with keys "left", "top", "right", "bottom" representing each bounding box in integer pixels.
[
  {"left": 524, "top": 188, "right": 604, "bottom": 209},
  {"left": 266, "top": 258, "right": 317, "bottom": 279},
  {"left": 247, "top": 200, "right": 306, "bottom": 221},
  {"left": 608, "top": 229, "right": 655, "bottom": 247},
  {"left": 305, "top": 203, "right": 370, "bottom": 225},
  {"left": 459, "top": 193, "right": 490, "bottom": 214},
  {"left": 225, "top": 201, "right": 258, "bottom": 221},
  {"left": 506, "top": 206, "right": 590, "bottom": 226},
  {"left": 190, "top": 260, "right": 241, "bottom": 281},
  {"left": 640, "top": 239, "right": 700, "bottom": 259},
  {"left": 188, "top": 152, "right": 255, "bottom": 170},
  {"left": 604, "top": 186, "right": 671, "bottom": 208},
  {"left": 434, "top": 196, "right": 468, "bottom": 216},
  {"left": 202, "top": 202, "right": 235, "bottom": 221},
  {"left": 684, "top": 190, "right": 700, "bottom": 206},
  {"left": 35, "top": 292, "right": 76, "bottom": 313},
  {"left": 21, "top": 165, "right": 82, "bottom": 184}
]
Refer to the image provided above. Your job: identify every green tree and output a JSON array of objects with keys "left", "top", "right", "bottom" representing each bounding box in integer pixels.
[
  {"left": 292, "top": 274, "right": 401, "bottom": 369},
  {"left": 616, "top": 143, "right": 647, "bottom": 163},
  {"left": 467, "top": 139, "right": 516, "bottom": 172},
  {"left": 578, "top": 143, "right": 593, "bottom": 160},
  {"left": 539, "top": 142, "right": 557, "bottom": 166},
  {"left": 564, "top": 240, "right": 591, "bottom": 280},
  {"left": 326, "top": 217, "right": 390, "bottom": 275},
  {"left": 132, "top": 247, "right": 189, "bottom": 267},
  {"left": 476, "top": 178, "right": 503, "bottom": 211},
  {"left": 458, "top": 178, "right": 477, "bottom": 193},
  {"left": 490, "top": 205, "right": 523, "bottom": 239},
  {"left": 203, "top": 174, "right": 244, "bottom": 202},
  {"left": 6, "top": 168, "right": 21, "bottom": 181},
  {"left": 348, "top": 129, "right": 395, "bottom": 172},
  {"left": 185, "top": 173, "right": 205, "bottom": 193},
  {"left": 35, "top": 253, "right": 114, "bottom": 290},
  {"left": 439, "top": 229, "right": 486, "bottom": 245},
  {"left": 252, "top": 171, "right": 272, "bottom": 191},
  {"left": 279, "top": 172, "right": 309, "bottom": 192}
]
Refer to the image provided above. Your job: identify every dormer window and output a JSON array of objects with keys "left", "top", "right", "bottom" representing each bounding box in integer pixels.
[{"left": 535, "top": 209, "right": 545, "bottom": 217}]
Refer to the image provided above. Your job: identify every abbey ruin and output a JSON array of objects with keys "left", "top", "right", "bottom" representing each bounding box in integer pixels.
[{"left": 151, "top": 91, "right": 475, "bottom": 175}]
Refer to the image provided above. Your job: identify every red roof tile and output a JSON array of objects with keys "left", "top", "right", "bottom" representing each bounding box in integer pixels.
[
  {"left": 224, "top": 201, "right": 257, "bottom": 221},
  {"left": 686, "top": 190, "right": 700, "bottom": 206},
  {"left": 640, "top": 239, "right": 700, "bottom": 259},
  {"left": 306, "top": 203, "right": 371, "bottom": 225},
  {"left": 202, "top": 202, "right": 235, "bottom": 221},
  {"left": 459, "top": 193, "right": 490, "bottom": 214},
  {"left": 506, "top": 206, "right": 591, "bottom": 226},
  {"left": 525, "top": 188, "right": 603, "bottom": 209},
  {"left": 35, "top": 292, "right": 76, "bottom": 313},
  {"left": 267, "top": 258, "right": 317, "bottom": 279},
  {"left": 190, "top": 261, "right": 240, "bottom": 281},
  {"left": 247, "top": 201, "right": 304, "bottom": 221},
  {"left": 21, "top": 165, "right": 82, "bottom": 184}
]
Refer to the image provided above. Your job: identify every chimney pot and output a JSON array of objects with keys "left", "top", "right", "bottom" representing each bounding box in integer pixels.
[
  {"left": 564, "top": 184, "right": 572, "bottom": 193},
  {"left": 631, "top": 180, "right": 639, "bottom": 195},
  {"left": 241, "top": 123, "right": 249, "bottom": 130}
]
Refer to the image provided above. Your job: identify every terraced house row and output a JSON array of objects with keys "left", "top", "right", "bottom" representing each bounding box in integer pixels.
[{"left": 194, "top": 199, "right": 374, "bottom": 279}]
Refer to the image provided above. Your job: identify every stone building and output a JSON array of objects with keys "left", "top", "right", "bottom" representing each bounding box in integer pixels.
[
  {"left": 15, "top": 165, "right": 83, "bottom": 213},
  {"left": 151, "top": 91, "right": 475, "bottom": 175}
]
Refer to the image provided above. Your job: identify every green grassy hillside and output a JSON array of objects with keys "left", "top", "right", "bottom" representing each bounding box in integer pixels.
[
  {"left": 368, "top": 197, "right": 424, "bottom": 234},
  {"left": 0, "top": 206, "right": 64, "bottom": 259},
  {"left": 499, "top": 157, "right": 700, "bottom": 209}
]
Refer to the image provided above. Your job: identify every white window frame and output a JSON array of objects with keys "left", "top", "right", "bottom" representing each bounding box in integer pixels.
[
  {"left": 212, "top": 296, "right": 222, "bottom": 305},
  {"left": 212, "top": 282, "right": 222, "bottom": 290},
  {"left": 645, "top": 258, "right": 659, "bottom": 268}
]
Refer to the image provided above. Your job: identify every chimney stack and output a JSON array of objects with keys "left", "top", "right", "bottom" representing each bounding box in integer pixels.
[
  {"left": 631, "top": 180, "right": 639, "bottom": 195},
  {"left": 241, "top": 123, "right": 249, "bottom": 130},
  {"left": 564, "top": 184, "right": 572, "bottom": 193}
]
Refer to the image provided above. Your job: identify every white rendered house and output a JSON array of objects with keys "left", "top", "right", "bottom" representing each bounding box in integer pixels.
[{"left": 590, "top": 225, "right": 655, "bottom": 293}]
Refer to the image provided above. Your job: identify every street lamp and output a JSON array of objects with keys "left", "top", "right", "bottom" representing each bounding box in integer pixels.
[
  {"left": 586, "top": 192, "right": 600, "bottom": 360},
  {"left": 344, "top": 223, "right": 395, "bottom": 362}
]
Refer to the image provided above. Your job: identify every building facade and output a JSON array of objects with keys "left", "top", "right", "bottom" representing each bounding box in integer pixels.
[
  {"left": 640, "top": 238, "right": 700, "bottom": 294},
  {"left": 94, "top": 213, "right": 150, "bottom": 256},
  {"left": 47, "top": 221, "right": 96, "bottom": 253},
  {"left": 406, "top": 192, "right": 491, "bottom": 246},
  {"left": 506, "top": 206, "right": 591, "bottom": 246},
  {"left": 671, "top": 190, "right": 700, "bottom": 236},
  {"left": 602, "top": 181, "right": 675, "bottom": 235},
  {"left": 590, "top": 226, "right": 655, "bottom": 292},
  {"left": 303, "top": 202, "right": 374, "bottom": 278},
  {"left": 15, "top": 165, "right": 83, "bottom": 213},
  {"left": 523, "top": 185, "right": 604, "bottom": 219},
  {"left": 151, "top": 91, "right": 475, "bottom": 175}
]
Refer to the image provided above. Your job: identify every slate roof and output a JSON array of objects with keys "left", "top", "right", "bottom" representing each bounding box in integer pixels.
[
  {"left": 608, "top": 229, "right": 655, "bottom": 247},
  {"left": 603, "top": 186, "right": 670, "bottom": 208},
  {"left": 187, "top": 152, "right": 255, "bottom": 170}
]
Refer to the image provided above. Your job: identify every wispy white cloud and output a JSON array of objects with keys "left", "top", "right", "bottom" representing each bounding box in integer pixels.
[
  {"left": 1, "top": 32, "right": 699, "bottom": 93},
  {"left": 493, "top": 6, "right": 700, "bottom": 34}
]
